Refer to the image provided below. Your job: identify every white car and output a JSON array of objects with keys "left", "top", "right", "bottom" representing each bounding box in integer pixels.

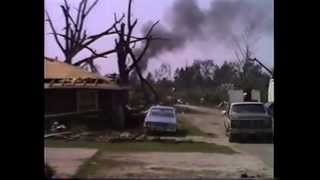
[{"left": 144, "top": 105, "right": 177, "bottom": 132}]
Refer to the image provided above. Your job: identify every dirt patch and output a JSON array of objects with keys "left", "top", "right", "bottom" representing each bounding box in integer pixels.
[
  {"left": 45, "top": 147, "right": 98, "bottom": 178},
  {"left": 86, "top": 152, "right": 273, "bottom": 178},
  {"left": 179, "top": 110, "right": 229, "bottom": 145}
]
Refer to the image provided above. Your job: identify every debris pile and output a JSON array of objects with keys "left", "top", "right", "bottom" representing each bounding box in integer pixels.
[
  {"left": 45, "top": 129, "right": 218, "bottom": 144},
  {"left": 45, "top": 127, "right": 215, "bottom": 144},
  {"left": 45, "top": 129, "right": 147, "bottom": 143}
]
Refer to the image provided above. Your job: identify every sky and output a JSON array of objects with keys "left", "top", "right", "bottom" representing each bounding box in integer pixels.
[{"left": 45, "top": 0, "right": 273, "bottom": 76}]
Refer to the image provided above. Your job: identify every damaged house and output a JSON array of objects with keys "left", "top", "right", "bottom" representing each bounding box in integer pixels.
[{"left": 44, "top": 57, "right": 129, "bottom": 130}]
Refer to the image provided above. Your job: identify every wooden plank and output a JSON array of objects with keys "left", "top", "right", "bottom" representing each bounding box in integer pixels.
[
  {"left": 45, "top": 109, "right": 101, "bottom": 119},
  {"left": 49, "top": 79, "right": 55, "bottom": 87},
  {"left": 44, "top": 131, "right": 72, "bottom": 138}
]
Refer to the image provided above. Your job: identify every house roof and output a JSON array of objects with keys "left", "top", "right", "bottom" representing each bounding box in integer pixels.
[
  {"left": 44, "top": 57, "right": 129, "bottom": 90},
  {"left": 45, "top": 57, "right": 111, "bottom": 81}
]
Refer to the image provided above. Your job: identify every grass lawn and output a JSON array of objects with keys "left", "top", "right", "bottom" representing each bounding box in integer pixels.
[
  {"left": 45, "top": 139, "right": 236, "bottom": 154},
  {"left": 74, "top": 150, "right": 119, "bottom": 178},
  {"left": 45, "top": 139, "right": 236, "bottom": 178}
]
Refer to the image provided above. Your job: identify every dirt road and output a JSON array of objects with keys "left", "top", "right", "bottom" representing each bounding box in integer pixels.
[{"left": 177, "top": 104, "right": 274, "bottom": 168}]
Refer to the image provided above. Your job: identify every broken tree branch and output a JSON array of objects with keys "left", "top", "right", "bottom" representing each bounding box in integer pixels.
[
  {"left": 126, "top": 37, "right": 151, "bottom": 73},
  {"left": 46, "top": 11, "right": 65, "bottom": 54},
  {"left": 85, "top": 0, "right": 99, "bottom": 15},
  {"left": 146, "top": 21, "right": 160, "bottom": 37},
  {"left": 128, "top": 36, "right": 168, "bottom": 44},
  {"left": 74, "top": 49, "right": 117, "bottom": 66},
  {"left": 61, "top": 5, "right": 70, "bottom": 58},
  {"left": 63, "top": 0, "right": 77, "bottom": 27},
  {"left": 128, "top": 51, "right": 159, "bottom": 102}
]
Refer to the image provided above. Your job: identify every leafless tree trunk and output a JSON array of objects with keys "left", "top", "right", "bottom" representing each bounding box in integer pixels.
[
  {"left": 112, "top": 0, "right": 166, "bottom": 102},
  {"left": 230, "top": 22, "right": 261, "bottom": 86}
]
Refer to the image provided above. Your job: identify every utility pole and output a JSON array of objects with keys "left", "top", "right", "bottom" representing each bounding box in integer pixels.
[{"left": 248, "top": 58, "right": 273, "bottom": 77}]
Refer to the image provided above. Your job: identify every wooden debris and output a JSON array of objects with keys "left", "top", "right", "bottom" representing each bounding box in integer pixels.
[{"left": 44, "top": 131, "right": 72, "bottom": 138}]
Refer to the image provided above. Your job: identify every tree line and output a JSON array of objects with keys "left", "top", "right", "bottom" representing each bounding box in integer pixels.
[{"left": 129, "top": 59, "right": 271, "bottom": 106}]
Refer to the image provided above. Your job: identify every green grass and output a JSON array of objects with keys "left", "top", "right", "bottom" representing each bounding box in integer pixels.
[
  {"left": 72, "top": 148, "right": 234, "bottom": 178},
  {"left": 49, "top": 139, "right": 236, "bottom": 178},
  {"left": 74, "top": 150, "right": 130, "bottom": 178},
  {"left": 45, "top": 139, "right": 236, "bottom": 154},
  {"left": 73, "top": 150, "right": 101, "bottom": 178}
]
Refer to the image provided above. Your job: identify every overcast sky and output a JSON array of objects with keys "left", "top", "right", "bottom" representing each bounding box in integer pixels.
[{"left": 45, "top": 0, "right": 273, "bottom": 75}]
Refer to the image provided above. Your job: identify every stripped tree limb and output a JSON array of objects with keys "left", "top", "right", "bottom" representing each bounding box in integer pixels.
[
  {"left": 126, "top": 37, "right": 151, "bottom": 73},
  {"left": 128, "top": 36, "right": 168, "bottom": 44},
  {"left": 74, "top": 49, "right": 117, "bottom": 66},
  {"left": 46, "top": 0, "right": 125, "bottom": 73},
  {"left": 45, "top": 11, "right": 65, "bottom": 54},
  {"left": 128, "top": 49, "right": 159, "bottom": 102}
]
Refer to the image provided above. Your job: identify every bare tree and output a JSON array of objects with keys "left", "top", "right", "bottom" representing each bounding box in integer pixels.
[
  {"left": 229, "top": 21, "right": 262, "bottom": 86},
  {"left": 112, "top": 0, "right": 167, "bottom": 102},
  {"left": 46, "top": 0, "right": 123, "bottom": 73},
  {"left": 47, "top": 0, "right": 166, "bottom": 103}
]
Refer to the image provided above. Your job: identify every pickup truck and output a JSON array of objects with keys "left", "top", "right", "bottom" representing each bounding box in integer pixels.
[{"left": 222, "top": 102, "right": 273, "bottom": 142}]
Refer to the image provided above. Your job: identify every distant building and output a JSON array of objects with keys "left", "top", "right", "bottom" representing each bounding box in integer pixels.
[
  {"left": 44, "top": 57, "right": 129, "bottom": 129},
  {"left": 220, "top": 83, "right": 234, "bottom": 91}
]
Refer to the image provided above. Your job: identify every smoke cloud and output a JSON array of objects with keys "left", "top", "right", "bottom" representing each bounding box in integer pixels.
[{"left": 136, "top": 0, "right": 273, "bottom": 72}]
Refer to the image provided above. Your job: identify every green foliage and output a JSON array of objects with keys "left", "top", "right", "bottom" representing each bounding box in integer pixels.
[{"left": 129, "top": 59, "right": 271, "bottom": 106}]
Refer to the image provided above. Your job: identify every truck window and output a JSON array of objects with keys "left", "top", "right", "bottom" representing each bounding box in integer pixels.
[{"left": 231, "top": 104, "right": 266, "bottom": 114}]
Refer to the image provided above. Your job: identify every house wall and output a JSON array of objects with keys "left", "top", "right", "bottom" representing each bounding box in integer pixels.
[
  {"left": 45, "top": 88, "right": 129, "bottom": 129},
  {"left": 45, "top": 89, "right": 76, "bottom": 114},
  {"left": 99, "top": 90, "right": 128, "bottom": 129}
]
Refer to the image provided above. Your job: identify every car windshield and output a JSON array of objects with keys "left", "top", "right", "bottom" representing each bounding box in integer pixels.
[
  {"left": 231, "top": 104, "right": 266, "bottom": 114},
  {"left": 150, "top": 108, "right": 174, "bottom": 118}
]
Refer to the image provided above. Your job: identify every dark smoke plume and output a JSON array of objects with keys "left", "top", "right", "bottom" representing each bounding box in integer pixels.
[{"left": 136, "top": 0, "right": 273, "bottom": 72}]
